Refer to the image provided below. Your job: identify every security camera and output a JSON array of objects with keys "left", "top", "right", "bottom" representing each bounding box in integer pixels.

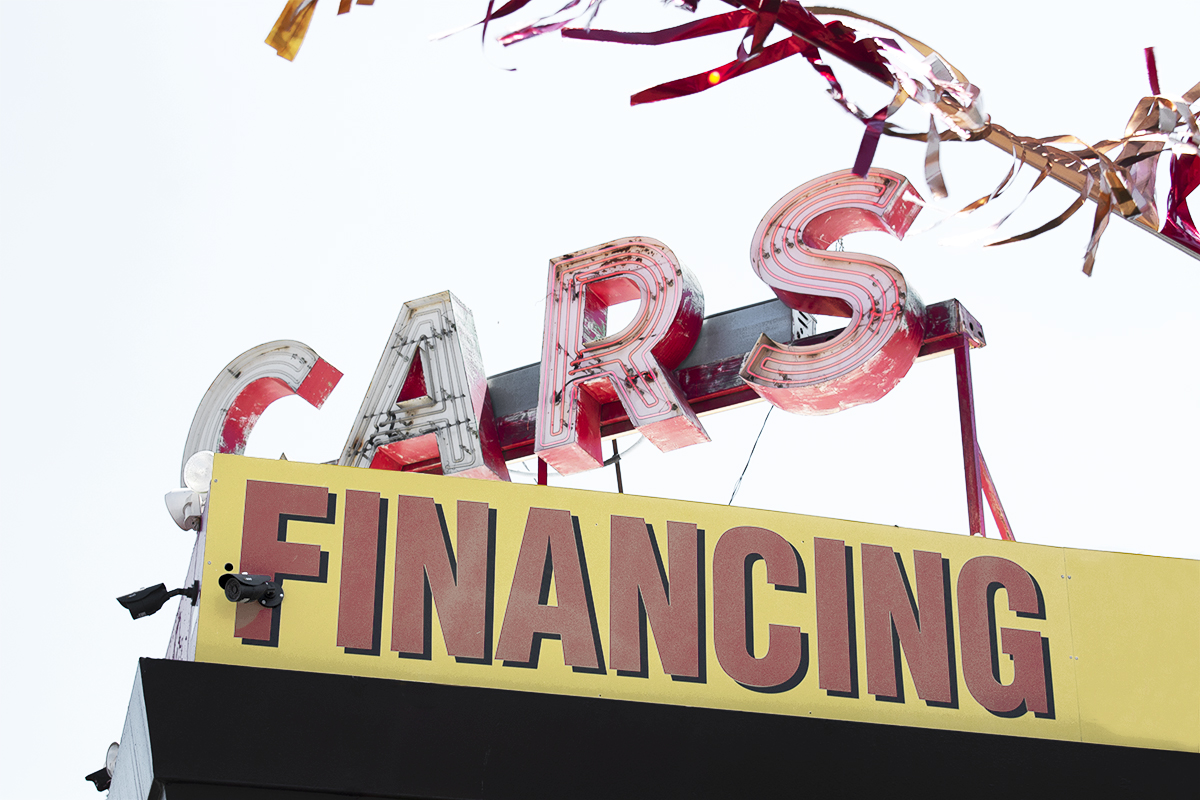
[
  {"left": 116, "top": 582, "right": 198, "bottom": 619},
  {"left": 84, "top": 767, "right": 110, "bottom": 792},
  {"left": 217, "top": 573, "right": 283, "bottom": 607},
  {"left": 164, "top": 489, "right": 204, "bottom": 531},
  {"left": 84, "top": 743, "right": 119, "bottom": 792}
]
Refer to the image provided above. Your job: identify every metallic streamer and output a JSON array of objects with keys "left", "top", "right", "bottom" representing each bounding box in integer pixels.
[
  {"left": 1145, "top": 47, "right": 1161, "bottom": 96},
  {"left": 259, "top": 1, "right": 1200, "bottom": 270},
  {"left": 986, "top": 174, "right": 1093, "bottom": 250},
  {"left": 430, "top": 0, "right": 538, "bottom": 41},
  {"left": 561, "top": 9, "right": 757, "bottom": 45},
  {"left": 266, "top": 0, "right": 320, "bottom": 62},
  {"left": 925, "top": 116, "right": 948, "bottom": 199},
  {"left": 499, "top": 0, "right": 606, "bottom": 46},
  {"left": 631, "top": 36, "right": 807, "bottom": 105}
]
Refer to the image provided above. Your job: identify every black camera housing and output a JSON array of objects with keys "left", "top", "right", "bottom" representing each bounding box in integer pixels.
[
  {"left": 116, "top": 582, "right": 198, "bottom": 619},
  {"left": 84, "top": 767, "right": 111, "bottom": 792},
  {"left": 117, "top": 584, "right": 171, "bottom": 619},
  {"left": 217, "top": 573, "right": 283, "bottom": 607}
]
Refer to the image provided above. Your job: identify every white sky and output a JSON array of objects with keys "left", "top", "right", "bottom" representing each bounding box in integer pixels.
[{"left": 1, "top": 1, "right": 1196, "bottom": 795}]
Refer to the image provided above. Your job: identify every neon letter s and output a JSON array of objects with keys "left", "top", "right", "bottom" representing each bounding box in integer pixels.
[{"left": 741, "top": 169, "right": 926, "bottom": 414}]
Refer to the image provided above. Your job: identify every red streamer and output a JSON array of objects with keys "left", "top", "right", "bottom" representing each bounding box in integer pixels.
[
  {"left": 562, "top": 10, "right": 758, "bottom": 45},
  {"left": 853, "top": 105, "right": 889, "bottom": 176},
  {"left": 1144, "top": 47, "right": 1161, "bottom": 95},
  {"left": 767, "top": 1, "right": 892, "bottom": 85},
  {"left": 631, "top": 36, "right": 806, "bottom": 105},
  {"left": 747, "top": 0, "right": 781, "bottom": 57},
  {"left": 1163, "top": 154, "right": 1200, "bottom": 253}
]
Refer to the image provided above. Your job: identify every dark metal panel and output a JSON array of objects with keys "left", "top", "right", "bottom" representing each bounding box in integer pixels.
[
  {"left": 133, "top": 658, "right": 1195, "bottom": 800},
  {"left": 476, "top": 298, "right": 988, "bottom": 464},
  {"left": 675, "top": 299, "right": 797, "bottom": 370},
  {"left": 488, "top": 299, "right": 800, "bottom": 421},
  {"left": 488, "top": 363, "right": 541, "bottom": 422}
]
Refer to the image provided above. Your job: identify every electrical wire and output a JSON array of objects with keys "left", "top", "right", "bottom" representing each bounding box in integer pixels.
[{"left": 728, "top": 406, "right": 774, "bottom": 505}]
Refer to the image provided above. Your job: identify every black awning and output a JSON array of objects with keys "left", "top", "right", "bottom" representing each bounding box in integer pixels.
[{"left": 108, "top": 657, "right": 1195, "bottom": 799}]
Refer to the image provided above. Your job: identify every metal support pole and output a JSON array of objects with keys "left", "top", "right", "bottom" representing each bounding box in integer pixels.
[
  {"left": 612, "top": 440, "right": 624, "bottom": 494},
  {"left": 979, "top": 452, "right": 1016, "bottom": 541},
  {"left": 537, "top": 457, "right": 548, "bottom": 486},
  {"left": 953, "top": 334, "right": 986, "bottom": 536}
]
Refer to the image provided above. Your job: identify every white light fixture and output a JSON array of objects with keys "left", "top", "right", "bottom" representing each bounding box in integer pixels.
[
  {"left": 183, "top": 450, "right": 215, "bottom": 494},
  {"left": 164, "top": 489, "right": 205, "bottom": 531}
]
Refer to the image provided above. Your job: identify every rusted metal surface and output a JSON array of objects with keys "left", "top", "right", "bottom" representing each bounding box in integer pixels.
[
  {"left": 741, "top": 169, "right": 927, "bottom": 415},
  {"left": 954, "top": 334, "right": 986, "bottom": 537},
  {"left": 944, "top": 329, "right": 1015, "bottom": 541},
  {"left": 980, "top": 450, "right": 1016, "bottom": 542},
  {"left": 180, "top": 341, "right": 342, "bottom": 486},
  {"left": 917, "top": 301, "right": 986, "bottom": 360},
  {"left": 612, "top": 440, "right": 625, "bottom": 494},
  {"left": 339, "top": 291, "right": 510, "bottom": 481},
  {"left": 400, "top": 297, "right": 984, "bottom": 471},
  {"left": 535, "top": 237, "right": 710, "bottom": 475}
]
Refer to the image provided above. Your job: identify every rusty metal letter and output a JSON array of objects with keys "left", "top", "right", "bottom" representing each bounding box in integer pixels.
[
  {"left": 742, "top": 169, "right": 927, "bottom": 414},
  {"left": 182, "top": 341, "right": 342, "bottom": 486},
  {"left": 536, "top": 237, "right": 708, "bottom": 475},
  {"left": 340, "top": 292, "right": 509, "bottom": 480}
]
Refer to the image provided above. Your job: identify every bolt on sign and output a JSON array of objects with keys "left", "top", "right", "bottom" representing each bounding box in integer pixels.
[{"left": 196, "top": 455, "right": 1198, "bottom": 753}]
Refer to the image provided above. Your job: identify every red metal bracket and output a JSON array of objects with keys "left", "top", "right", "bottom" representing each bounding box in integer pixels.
[{"left": 951, "top": 332, "right": 1015, "bottom": 541}]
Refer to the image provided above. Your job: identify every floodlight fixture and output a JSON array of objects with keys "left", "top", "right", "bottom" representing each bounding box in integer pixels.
[
  {"left": 183, "top": 450, "right": 215, "bottom": 493},
  {"left": 164, "top": 489, "right": 204, "bottom": 531}
]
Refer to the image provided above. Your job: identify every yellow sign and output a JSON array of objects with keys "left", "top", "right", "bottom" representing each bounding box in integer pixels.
[{"left": 197, "top": 455, "right": 1199, "bottom": 753}]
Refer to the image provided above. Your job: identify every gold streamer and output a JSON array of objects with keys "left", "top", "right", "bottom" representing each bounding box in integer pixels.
[
  {"left": 807, "top": 7, "right": 1198, "bottom": 272},
  {"left": 255, "top": 3, "right": 1199, "bottom": 272},
  {"left": 266, "top": 0, "right": 319, "bottom": 61},
  {"left": 986, "top": 174, "right": 1093, "bottom": 249}
]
